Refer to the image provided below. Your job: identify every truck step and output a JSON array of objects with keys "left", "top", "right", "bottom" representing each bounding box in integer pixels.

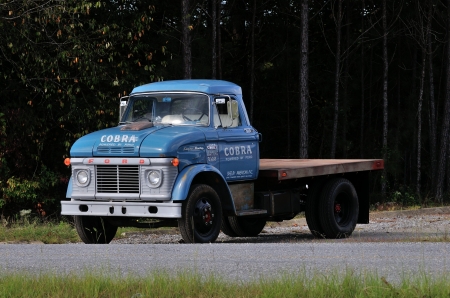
[{"left": 236, "top": 209, "right": 267, "bottom": 216}]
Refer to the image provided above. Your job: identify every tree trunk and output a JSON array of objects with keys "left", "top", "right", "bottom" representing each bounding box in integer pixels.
[
  {"left": 381, "top": 0, "right": 389, "bottom": 199},
  {"left": 217, "top": 1, "right": 222, "bottom": 79},
  {"left": 360, "top": 0, "right": 365, "bottom": 159},
  {"left": 435, "top": 0, "right": 450, "bottom": 202},
  {"left": 330, "top": 0, "right": 342, "bottom": 159},
  {"left": 427, "top": 1, "right": 437, "bottom": 191},
  {"left": 211, "top": 0, "right": 217, "bottom": 79},
  {"left": 181, "top": 0, "right": 192, "bottom": 79},
  {"left": 342, "top": 2, "right": 350, "bottom": 159},
  {"left": 299, "top": 0, "right": 309, "bottom": 159},
  {"left": 417, "top": 1, "right": 434, "bottom": 198},
  {"left": 249, "top": 0, "right": 256, "bottom": 124},
  {"left": 416, "top": 53, "right": 426, "bottom": 198}
]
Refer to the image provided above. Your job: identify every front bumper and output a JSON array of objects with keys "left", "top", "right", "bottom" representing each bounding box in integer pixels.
[{"left": 61, "top": 200, "right": 182, "bottom": 218}]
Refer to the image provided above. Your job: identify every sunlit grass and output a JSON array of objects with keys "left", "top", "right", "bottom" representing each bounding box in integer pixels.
[
  {"left": 0, "top": 216, "right": 175, "bottom": 244},
  {"left": 0, "top": 269, "right": 450, "bottom": 297},
  {"left": 0, "top": 218, "right": 79, "bottom": 244}
]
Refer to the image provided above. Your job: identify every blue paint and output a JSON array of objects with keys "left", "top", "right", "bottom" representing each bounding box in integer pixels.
[
  {"left": 171, "top": 164, "right": 230, "bottom": 201},
  {"left": 131, "top": 79, "right": 242, "bottom": 96},
  {"left": 66, "top": 176, "right": 73, "bottom": 198}
]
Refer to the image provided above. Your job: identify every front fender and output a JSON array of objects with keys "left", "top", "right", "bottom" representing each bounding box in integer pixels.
[
  {"left": 171, "top": 164, "right": 230, "bottom": 202},
  {"left": 66, "top": 176, "right": 73, "bottom": 199}
]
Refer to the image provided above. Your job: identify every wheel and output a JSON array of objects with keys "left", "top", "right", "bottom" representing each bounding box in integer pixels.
[
  {"left": 318, "top": 178, "right": 359, "bottom": 238},
  {"left": 305, "top": 180, "right": 326, "bottom": 238},
  {"left": 227, "top": 216, "right": 266, "bottom": 237},
  {"left": 221, "top": 216, "right": 238, "bottom": 237},
  {"left": 182, "top": 108, "right": 205, "bottom": 121},
  {"left": 178, "top": 184, "right": 222, "bottom": 243},
  {"left": 74, "top": 216, "right": 118, "bottom": 244}
]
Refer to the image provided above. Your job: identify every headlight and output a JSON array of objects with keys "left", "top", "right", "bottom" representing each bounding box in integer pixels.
[
  {"left": 147, "top": 170, "right": 162, "bottom": 187},
  {"left": 76, "top": 170, "right": 90, "bottom": 186}
]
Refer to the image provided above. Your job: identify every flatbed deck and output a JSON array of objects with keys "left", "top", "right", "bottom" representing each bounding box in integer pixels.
[{"left": 259, "top": 159, "right": 384, "bottom": 180}]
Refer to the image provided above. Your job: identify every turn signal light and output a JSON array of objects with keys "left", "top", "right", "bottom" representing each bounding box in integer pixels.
[
  {"left": 171, "top": 158, "right": 179, "bottom": 167},
  {"left": 64, "top": 158, "right": 71, "bottom": 166}
]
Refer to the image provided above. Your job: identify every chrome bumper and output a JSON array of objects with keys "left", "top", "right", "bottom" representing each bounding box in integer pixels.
[{"left": 61, "top": 200, "right": 182, "bottom": 218}]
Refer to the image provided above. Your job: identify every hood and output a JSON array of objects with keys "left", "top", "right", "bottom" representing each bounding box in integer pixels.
[
  {"left": 70, "top": 123, "right": 165, "bottom": 157},
  {"left": 70, "top": 124, "right": 206, "bottom": 158},
  {"left": 139, "top": 126, "right": 206, "bottom": 157}
]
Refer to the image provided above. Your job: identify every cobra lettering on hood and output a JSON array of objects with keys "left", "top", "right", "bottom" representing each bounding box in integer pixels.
[{"left": 100, "top": 134, "right": 139, "bottom": 143}]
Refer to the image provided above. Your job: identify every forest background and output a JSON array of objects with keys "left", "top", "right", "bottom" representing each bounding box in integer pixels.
[{"left": 1, "top": 0, "right": 450, "bottom": 218}]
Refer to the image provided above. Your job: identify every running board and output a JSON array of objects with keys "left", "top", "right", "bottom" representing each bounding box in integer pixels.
[{"left": 236, "top": 209, "right": 268, "bottom": 216}]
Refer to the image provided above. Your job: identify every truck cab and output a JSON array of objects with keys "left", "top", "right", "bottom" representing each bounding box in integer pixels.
[{"left": 63, "top": 80, "right": 261, "bottom": 243}]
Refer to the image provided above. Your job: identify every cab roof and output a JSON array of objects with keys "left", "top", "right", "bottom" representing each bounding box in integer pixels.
[{"left": 130, "top": 79, "right": 242, "bottom": 95}]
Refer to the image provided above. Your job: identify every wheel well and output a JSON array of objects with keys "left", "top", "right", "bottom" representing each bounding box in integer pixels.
[{"left": 191, "top": 172, "right": 235, "bottom": 214}]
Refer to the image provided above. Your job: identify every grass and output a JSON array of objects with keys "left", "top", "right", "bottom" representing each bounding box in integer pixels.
[
  {"left": 0, "top": 218, "right": 79, "bottom": 244},
  {"left": 0, "top": 216, "right": 176, "bottom": 244},
  {"left": 0, "top": 269, "right": 450, "bottom": 297}
]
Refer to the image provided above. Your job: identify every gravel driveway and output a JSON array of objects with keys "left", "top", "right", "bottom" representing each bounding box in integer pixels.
[{"left": 112, "top": 207, "right": 450, "bottom": 244}]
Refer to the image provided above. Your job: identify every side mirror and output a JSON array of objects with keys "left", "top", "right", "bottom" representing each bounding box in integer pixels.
[
  {"left": 227, "top": 100, "right": 239, "bottom": 120},
  {"left": 119, "top": 96, "right": 129, "bottom": 119}
]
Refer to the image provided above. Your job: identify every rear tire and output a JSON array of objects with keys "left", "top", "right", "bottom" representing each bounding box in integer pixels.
[
  {"left": 221, "top": 216, "right": 238, "bottom": 237},
  {"left": 227, "top": 216, "right": 266, "bottom": 237},
  {"left": 178, "top": 184, "right": 222, "bottom": 243},
  {"left": 305, "top": 180, "right": 326, "bottom": 238},
  {"left": 319, "top": 178, "right": 359, "bottom": 238},
  {"left": 74, "top": 216, "right": 118, "bottom": 244}
]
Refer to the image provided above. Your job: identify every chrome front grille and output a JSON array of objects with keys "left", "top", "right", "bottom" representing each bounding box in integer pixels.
[{"left": 96, "top": 165, "right": 140, "bottom": 193}]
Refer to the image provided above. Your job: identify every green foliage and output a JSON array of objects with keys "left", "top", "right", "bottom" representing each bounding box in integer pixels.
[
  {"left": 0, "top": 0, "right": 167, "bottom": 217},
  {"left": 0, "top": 165, "right": 61, "bottom": 215},
  {"left": 390, "top": 187, "right": 419, "bottom": 206}
]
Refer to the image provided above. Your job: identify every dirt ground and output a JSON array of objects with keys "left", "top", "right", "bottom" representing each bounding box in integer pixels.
[{"left": 112, "top": 207, "right": 450, "bottom": 244}]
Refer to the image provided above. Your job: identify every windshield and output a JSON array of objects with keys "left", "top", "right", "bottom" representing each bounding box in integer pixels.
[{"left": 120, "top": 93, "right": 210, "bottom": 126}]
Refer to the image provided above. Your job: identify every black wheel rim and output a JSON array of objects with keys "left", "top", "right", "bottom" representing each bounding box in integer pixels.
[
  {"left": 334, "top": 193, "right": 351, "bottom": 226},
  {"left": 193, "top": 197, "right": 215, "bottom": 235}
]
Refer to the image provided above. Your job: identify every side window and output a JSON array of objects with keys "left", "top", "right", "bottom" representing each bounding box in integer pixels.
[{"left": 214, "top": 97, "right": 240, "bottom": 128}]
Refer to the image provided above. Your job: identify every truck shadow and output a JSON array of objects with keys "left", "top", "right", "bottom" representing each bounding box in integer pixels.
[{"left": 216, "top": 231, "right": 317, "bottom": 243}]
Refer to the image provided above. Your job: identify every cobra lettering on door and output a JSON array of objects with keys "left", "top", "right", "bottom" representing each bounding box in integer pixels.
[{"left": 220, "top": 142, "right": 257, "bottom": 180}]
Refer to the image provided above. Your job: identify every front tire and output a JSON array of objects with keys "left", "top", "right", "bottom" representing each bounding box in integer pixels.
[
  {"left": 178, "top": 184, "right": 223, "bottom": 243},
  {"left": 318, "top": 178, "right": 359, "bottom": 238},
  {"left": 74, "top": 216, "right": 118, "bottom": 244}
]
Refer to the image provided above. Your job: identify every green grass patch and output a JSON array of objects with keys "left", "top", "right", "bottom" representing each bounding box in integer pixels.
[
  {"left": 0, "top": 218, "right": 79, "bottom": 244},
  {"left": 0, "top": 217, "right": 176, "bottom": 244},
  {"left": 0, "top": 269, "right": 450, "bottom": 297}
]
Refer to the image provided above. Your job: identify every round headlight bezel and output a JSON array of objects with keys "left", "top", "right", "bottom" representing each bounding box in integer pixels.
[
  {"left": 147, "top": 170, "right": 162, "bottom": 188},
  {"left": 76, "top": 169, "right": 90, "bottom": 186}
]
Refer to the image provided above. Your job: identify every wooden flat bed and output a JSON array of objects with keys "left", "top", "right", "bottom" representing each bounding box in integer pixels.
[{"left": 259, "top": 159, "right": 384, "bottom": 180}]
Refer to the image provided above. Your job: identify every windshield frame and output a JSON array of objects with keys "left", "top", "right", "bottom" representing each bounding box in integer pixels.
[{"left": 119, "top": 91, "right": 211, "bottom": 127}]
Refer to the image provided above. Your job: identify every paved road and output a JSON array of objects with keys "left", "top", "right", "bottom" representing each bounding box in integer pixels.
[{"left": 1, "top": 242, "right": 449, "bottom": 282}]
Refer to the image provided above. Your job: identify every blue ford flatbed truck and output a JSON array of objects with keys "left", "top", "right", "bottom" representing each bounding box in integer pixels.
[{"left": 61, "top": 79, "right": 384, "bottom": 244}]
